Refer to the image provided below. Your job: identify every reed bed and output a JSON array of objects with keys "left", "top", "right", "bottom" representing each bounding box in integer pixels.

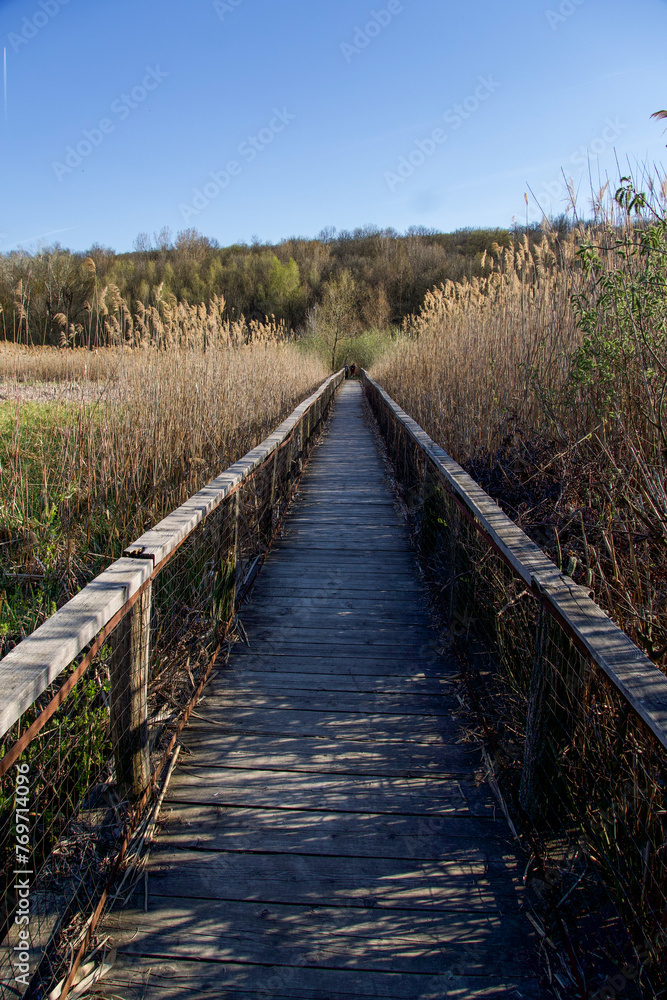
[
  {"left": 0, "top": 327, "right": 326, "bottom": 653},
  {"left": 373, "top": 234, "right": 581, "bottom": 461},
  {"left": 372, "top": 211, "right": 667, "bottom": 669}
]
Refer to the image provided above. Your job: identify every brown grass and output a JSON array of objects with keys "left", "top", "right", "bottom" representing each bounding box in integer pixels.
[
  {"left": 372, "top": 225, "right": 667, "bottom": 666},
  {"left": 0, "top": 327, "right": 326, "bottom": 647}
]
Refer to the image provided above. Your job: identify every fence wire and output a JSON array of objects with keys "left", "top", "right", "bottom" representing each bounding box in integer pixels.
[
  {"left": 364, "top": 374, "right": 667, "bottom": 1000},
  {"left": 0, "top": 377, "right": 338, "bottom": 999}
]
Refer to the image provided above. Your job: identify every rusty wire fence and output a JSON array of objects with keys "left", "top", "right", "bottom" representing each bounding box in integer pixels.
[
  {"left": 0, "top": 371, "right": 342, "bottom": 1000},
  {"left": 363, "top": 371, "right": 667, "bottom": 1000}
]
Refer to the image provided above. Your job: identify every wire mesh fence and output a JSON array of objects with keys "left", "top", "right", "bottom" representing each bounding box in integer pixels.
[
  {"left": 363, "top": 371, "right": 667, "bottom": 1000},
  {"left": 0, "top": 372, "right": 342, "bottom": 999}
]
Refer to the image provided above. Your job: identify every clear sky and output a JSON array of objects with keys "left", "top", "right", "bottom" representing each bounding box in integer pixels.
[{"left": 1, "top": 0, "right": 666, "bottom": 252}]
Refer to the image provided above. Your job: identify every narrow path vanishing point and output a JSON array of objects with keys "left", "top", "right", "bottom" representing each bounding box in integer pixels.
[{"left": 97, "top": 381, "right": 547, "bottom": 999}]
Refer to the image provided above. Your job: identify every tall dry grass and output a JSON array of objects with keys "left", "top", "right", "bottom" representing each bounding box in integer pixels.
[
  {"left": 372, "top": 234, "right": 582, "bottom": 463},
  {"left": 372, "top": 209, "right": 667, "bottom": 666},
  {"left": 0, "top": 317, "right": 326, "bottom": 650}
]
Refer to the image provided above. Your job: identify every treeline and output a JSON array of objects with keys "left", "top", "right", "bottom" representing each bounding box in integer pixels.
[{"left": 0, "top": 223, "right": 543, "bottom": 348}]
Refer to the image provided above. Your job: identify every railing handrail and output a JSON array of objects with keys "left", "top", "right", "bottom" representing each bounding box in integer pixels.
[
  {"left": 362, "top": 370, "right": 667, "bottom": 752},
  {"left": 0, "top": 370, "right": 344, "bottom": 740}
]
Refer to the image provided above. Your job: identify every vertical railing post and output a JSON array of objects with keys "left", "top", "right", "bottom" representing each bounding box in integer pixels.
[
  {"left": 519, "top": 605, "right": 553, "bottom": 823},
  {"left": 260, "top": 451, "right": 279, "bottom": 548},
  {"left": 110, "top": 584, "right": 151, "bottom": 802}
]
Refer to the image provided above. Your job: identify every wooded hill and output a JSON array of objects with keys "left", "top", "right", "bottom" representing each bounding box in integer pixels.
[{"left": 0, "top": 224, "right": 532, "bottom": 347}]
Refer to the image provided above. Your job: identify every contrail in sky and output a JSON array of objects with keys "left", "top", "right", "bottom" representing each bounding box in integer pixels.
[{"left": 3, "top": 48, "right": 7, "bottom": 126}]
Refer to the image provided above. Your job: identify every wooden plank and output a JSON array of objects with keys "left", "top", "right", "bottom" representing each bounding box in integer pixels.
[
  {"left": 105, "top": 897, "right": 533, "bottom": 975},
  {"left": 188, "top": 708, "right": 455, "bottom": 742},
  {"left": 267, "top": 548, "right": 416, "bottom": 563},
  {"left": 177, "top": 732, "right": 477, "bottom": 775},
  {"left": 205, "top": 669, "right": 452, "bottom": 694},
  {"left": 246, "top": 587, "right": 428, "bottom": 602},
  {"left": 244, "top": 594, "right": 429, "bottom": 611},
  {"left": 220, "top": 643, "right": 442, "bottom": 679},
  {"left": 239, "top": 609, "right": 430, "bottom": 630},
  {"left": 136, "top": 848, "right": 526, "bottom": 910},
  {"left": 227, "top": 645, "right": 446, "bottom": 668},
  {"left": 250, "top": 570, "right": 424, "bottom": 587},
  {"left": 200, "top": 689, "right": 458, "bottom": 718},
  {"left": 92, "top": 955, "right": 544, "bottom": 1000},
  {"left": 156, "top": 804, "right": 509, "bottom": 856},
  {"left": 231, "top": 624, "right": 439, "bottom": 649},
  {"left": 0, "top": 557, "right": 152, "bottom": 738},
  {"left": 164, "top": 766, "right": 492, "bottom": 816}
]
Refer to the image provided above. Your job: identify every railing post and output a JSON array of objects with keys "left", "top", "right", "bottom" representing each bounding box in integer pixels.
[
  {"left": 110, "top": 584, "right": 151, "bottom": 802},
  {"left": 232, "top": 489, "right": 241, "bottom": 595},
  {"left": 260, "top": 451, "right": 278, "bottom": 548}
]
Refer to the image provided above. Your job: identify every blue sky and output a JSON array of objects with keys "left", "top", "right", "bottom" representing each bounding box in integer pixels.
[{"left": 1, "top": 0, "right": 666, "bottom": 252}]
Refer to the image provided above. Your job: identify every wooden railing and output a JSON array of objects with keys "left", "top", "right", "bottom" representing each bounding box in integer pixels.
[
  {"left": 0, "top": 370, "right": 343, "bottom": 998},
  {"left": 362, "top": 370, "right": 667, "bottom": 997}
]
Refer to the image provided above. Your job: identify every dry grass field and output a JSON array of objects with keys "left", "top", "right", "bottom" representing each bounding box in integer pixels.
[
  {"left": 0, "top": 331, "right": 326, "bottom": 652},
  {"left": 373, "top": 197, "right": 667, "bottom": 668}
]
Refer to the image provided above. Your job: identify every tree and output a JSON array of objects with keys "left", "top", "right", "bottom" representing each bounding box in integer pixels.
[{"left": 318, "top": 270, "right": 358, "bottom": 371}]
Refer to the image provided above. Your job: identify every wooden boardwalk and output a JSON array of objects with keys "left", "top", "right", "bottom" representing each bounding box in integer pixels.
[{"left": 99, "top": 382, "right": 545, "bottom": 999}]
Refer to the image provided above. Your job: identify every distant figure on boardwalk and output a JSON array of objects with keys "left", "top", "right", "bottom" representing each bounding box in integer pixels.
[
  {"left": 350, "top": 364, "right": 356, "bottom": 378},
  {"left": 344, "top": 365, "right": 350, "bottom": 379}
]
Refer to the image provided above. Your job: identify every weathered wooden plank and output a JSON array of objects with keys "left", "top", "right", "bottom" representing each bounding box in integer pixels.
[
  {"left": 92, "top": 955, "right": 545, "bottom": 1000},
  {"left": 247, "top": 587, "right": 428, "bottom": 602},
  {"left": 156, "top": 804, "right": 509, "bottom": 856},
  {"left": 137, "top": 847, "right": 525, "bottom": 910},
  {"left": 178, "top": 732, "right": 477, "bottom": 775},
  {"left": 105, "top": 897, "right": 533, "bottom": 975},
  {"left": 200, "top": 688, "right": 458, "bottom": 718},
  {"left": 205, "top": 669, "right": 452, "bottom": 695},
  {"left": 244, "top": 593, "right": 429, "bottom": 612},
  {"left": 164, "top": 765, "right": 492, "bottom": 815},
  {"left": 218, "top": 652, "right": 445, "bottom": 676},
  {"left": 239, "top": 609, "right": 430, "bottom": 630},
  {"left": 0, "top": 557, "right": 152, "bottom": 738},
  {"left": 232, "top": 625, "right": 439, "bottom": 651},
  {"left": 250, "top": 570, "right": 424, "bottom": 588},
  {"left": 191, "top": 709, "right": 457, "bottom": 744},
  {"left": 227, "top": 644, "right": 446, "bottom": 668},
  {"left": 267, "top": 549, "right": 417, "bottom": 565}
]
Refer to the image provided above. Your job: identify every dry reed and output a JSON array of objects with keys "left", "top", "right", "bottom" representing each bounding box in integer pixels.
[
  {"left": 372, "top": 220, "right": 667, "bottom": 667},
  {"left": 0, "top": 326, "right": 326, "bottom": 650}
]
